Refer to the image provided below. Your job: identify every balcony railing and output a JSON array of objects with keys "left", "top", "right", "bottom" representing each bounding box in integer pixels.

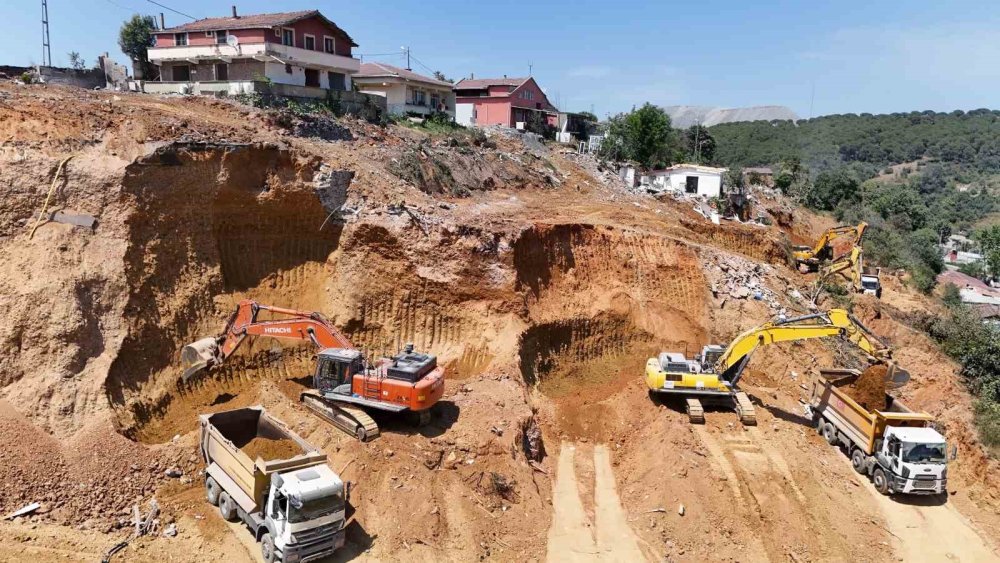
[{"left": 148, "top": 42, "right": 360, "bottom": 73}]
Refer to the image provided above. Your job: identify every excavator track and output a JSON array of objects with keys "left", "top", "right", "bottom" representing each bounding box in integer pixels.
[
  {"left": 300, "top": 392, "right": 380, "bottom": 442},
  {"left": 734, "top": 392, "right": 757, "bottom": 426},
  {"left": 685, "top": 398, "right": 705, "bottom": 424}
]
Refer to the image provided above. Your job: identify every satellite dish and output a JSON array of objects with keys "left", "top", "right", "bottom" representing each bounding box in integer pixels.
[{"left": 227, "top": 35, "right": 239, "bottom": 47}]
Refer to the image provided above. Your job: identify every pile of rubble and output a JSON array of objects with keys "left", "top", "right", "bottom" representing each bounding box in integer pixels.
[{"left": 704, "top": 253, "right": 784, "bottom": 313}]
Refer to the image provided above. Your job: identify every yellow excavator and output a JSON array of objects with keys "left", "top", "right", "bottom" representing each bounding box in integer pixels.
[
  {"left": 793, "top": 222, "right": 867, "bottom": 271},
  {"left": 645, "top": 309, "right": 904, "bottom": 425},
  {"left": 813, "top": 246, "right": 882, "bottom": 300}
]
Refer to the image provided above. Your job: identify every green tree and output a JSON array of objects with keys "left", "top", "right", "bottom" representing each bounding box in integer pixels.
[
  {"left": 807, "top": 169, "right": 861, "bottom": 211},
  {"left": 683, "top": 125, "right": 716, "bottom": 163},
  {"left": 68, "top": 51, "right": 85, "bottom": 70},
  {"left": 975, "top": 225, "right": 1000, "bottom": 280},
  {"left": 432, "top": 71, "right": 454, "bottom": 84},
  {"left": 118, "top": 15, "right": 157, "bottom": 79},
  {"left": 600, "top": 103, "right": 677, "bottom": 169}
]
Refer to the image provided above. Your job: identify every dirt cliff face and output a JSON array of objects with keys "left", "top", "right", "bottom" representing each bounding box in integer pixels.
[{"left": 0, "top": 84, "right": 997, "bottom": 562}]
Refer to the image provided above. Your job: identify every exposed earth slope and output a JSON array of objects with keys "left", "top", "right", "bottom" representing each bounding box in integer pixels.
[{"left": 0, "top": 83, "right": 997, "bottom": 562}]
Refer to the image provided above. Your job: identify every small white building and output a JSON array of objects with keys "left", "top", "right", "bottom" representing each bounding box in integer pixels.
[
  {"left": 644, "top": 164, "right": 727, "bottom": 198},
  {"left": 353, "top": 62, "right": 455, "bottom": 118}
]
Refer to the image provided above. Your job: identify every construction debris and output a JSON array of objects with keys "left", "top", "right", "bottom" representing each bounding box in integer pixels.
[{"left": 4, "top": 502, "right": 40, "bottom": 520}]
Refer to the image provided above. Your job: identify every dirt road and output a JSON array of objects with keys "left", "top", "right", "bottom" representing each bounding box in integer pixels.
[
  {"left": 863, "top": 476, "right": 1000, "bottom": 561},
  {"left": 547, "top": 442, "right": 646, "bottom": 562}
]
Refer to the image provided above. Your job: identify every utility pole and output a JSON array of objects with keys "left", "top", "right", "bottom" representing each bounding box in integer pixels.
[
  {"left": 528, "top": 62, "right": 533, "bottom": 76},
  {"left": 41, "top": 0, "right": 52, "bottom": 67},
  {"left": 401, "top": 46, "right": 411, "bottom": 70}
]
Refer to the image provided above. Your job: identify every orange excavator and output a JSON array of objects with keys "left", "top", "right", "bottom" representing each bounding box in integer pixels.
[{"left": 181, "top": 299, "right": 446, "bottom": 441}]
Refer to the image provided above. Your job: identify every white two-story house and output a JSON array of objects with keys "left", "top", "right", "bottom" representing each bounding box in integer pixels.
[{"left": 146, "top": 8, "right": 360, "bottom": 97}]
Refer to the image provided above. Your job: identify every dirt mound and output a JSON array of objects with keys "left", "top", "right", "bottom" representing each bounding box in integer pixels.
[
  {"left": 843, "top": 364, "right": 889, "bottom": 411},
  {"left": 240, "top": 436, "right": 303, "bottom": 461}
]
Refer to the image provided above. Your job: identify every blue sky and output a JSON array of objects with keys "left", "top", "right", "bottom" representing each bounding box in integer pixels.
[{"left": 7, "top": 0, "right": 999, "bottom": 118}]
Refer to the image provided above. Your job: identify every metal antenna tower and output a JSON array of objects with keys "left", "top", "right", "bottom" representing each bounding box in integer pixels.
[{"left": 41, "top": 0, "right": 52, "bottom": 66}]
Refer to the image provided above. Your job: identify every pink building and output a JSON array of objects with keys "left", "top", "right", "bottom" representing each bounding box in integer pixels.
[
  {"left": 453, "top": 77, "right": 558, "bottom": 129},
  {"left": 147, "top": 9, "right": 359, "bottom": 91}
]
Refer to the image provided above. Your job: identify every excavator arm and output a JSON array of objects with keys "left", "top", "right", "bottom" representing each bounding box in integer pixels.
[
  {"left": 793, "top": 222, "right": 868, "bottom": 263},
  {"left": 715, "top": 308, "right": 891, "bottom": 386},
  {"left": 181, "top": 299, "right": 354, "bottom": 381}
]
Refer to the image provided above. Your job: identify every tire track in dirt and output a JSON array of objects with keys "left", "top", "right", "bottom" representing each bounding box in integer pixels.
[{"left": 546, "top": 442, "right": 646, "bottom": 562}]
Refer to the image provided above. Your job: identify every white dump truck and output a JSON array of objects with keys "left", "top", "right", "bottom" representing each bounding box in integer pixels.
[
  {"left": 200, "top": 406, "right": 348, "bottom": 562},
  {"left": 805, "top": 370, "right": 948, "bottom": 495}
]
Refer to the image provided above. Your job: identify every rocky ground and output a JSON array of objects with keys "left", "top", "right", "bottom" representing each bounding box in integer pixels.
[{"left": 0, "top": 82, "right": 998, "bottom": 562}]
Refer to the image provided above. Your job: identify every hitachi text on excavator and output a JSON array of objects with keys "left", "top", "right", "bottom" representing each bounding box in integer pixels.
[{"left": 182, "top": 300, "right": 445, "bottom": 441}]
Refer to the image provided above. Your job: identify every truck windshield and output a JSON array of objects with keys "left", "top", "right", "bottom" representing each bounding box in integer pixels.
[
  {"left": 901, "top": 442, "right": 946, "bottom": 464},
  {"left": 288, "top": 495, "right": 344, "bottom": 524}
]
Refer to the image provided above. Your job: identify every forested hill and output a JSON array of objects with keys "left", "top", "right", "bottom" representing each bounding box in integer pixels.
[{"left": 709, "top": 109, "right": 1000, "bottom": 175}]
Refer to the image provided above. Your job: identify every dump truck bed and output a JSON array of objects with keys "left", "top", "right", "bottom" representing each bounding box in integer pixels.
[
  {"left": 810, "top": 370, "right": 933, "bottom": 455},
  {"left": 200, "top": 406, "right": 328, "bottom": 513}
]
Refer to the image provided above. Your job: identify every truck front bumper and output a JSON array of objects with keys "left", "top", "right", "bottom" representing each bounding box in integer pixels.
[
  {"left": 281, "top": 529, "right": 346, "bottom": 563},
  {"left": 891, "top": 476, "right": 946, "bottom": 495}
]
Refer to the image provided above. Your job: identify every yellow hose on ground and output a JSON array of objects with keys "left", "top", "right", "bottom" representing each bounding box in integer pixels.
[{"left": 29, "top": 155, "right": 73, "bottom": 239}]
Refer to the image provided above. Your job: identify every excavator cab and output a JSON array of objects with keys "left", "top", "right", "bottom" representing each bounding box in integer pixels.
[{"left": 314, "top": 348, "right": 364, "bottom": 396}]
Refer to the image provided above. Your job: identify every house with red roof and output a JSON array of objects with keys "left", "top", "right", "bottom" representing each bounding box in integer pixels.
[
  {"left": 146, "top": 8, "right": 359, "bottom": 95},
  {"left": 353, "top": 62, "right": 455, "bottom": 118},
  {"left": 453, "top": 76, "right": 558, "bottom": 129}
]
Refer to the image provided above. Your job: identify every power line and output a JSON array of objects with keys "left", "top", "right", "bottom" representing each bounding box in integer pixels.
[
  {"left": 102, "top": 0, "right": 135, "bottom": 12},
  {"left": 145, "top": 0, "right": 196, "bottom": 21}
]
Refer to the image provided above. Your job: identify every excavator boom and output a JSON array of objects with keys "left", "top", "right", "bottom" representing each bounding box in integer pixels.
[
  {"left": 182, "top": 300, "right": 352, "bottom": 382},
  {"left": 716, "top": 308, "right": 890, "bottom": 385},
  {"left": 793, "top": 222, "right": 868, "bottom": 264}
]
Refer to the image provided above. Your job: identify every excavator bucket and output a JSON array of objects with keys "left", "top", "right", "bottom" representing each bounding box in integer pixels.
[
  {"left": 181, "top": 337, "right": 220, "bottom": 382},
  {"left": 884, "top": 362, "right": 911, "bottom": 389}
]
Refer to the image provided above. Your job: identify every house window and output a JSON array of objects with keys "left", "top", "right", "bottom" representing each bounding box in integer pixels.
[
  {"left": 285, "top": 64, "right": 293, "bottom": 74},
  {"left": 205, "top": 31, "right": 214, "bottom": 37},
  {"left": 685, "top": 176, "right": 699, "bottom": 194},
  {"left": 323, "top": 37, "right": 335, "bottom": 54},
  {"left": 174, "top": 33, "right": 188, "bottom": 46},
  {"left": 430, "top": 94, "right": 440, "bottom": 110},
  {"left": 216, "top": 30, "right": 228, "bottom": 44},
  {"left": 215, "top": 63, "right": 228, "bottom": 81},
  {"left": 281, "top": 28, "right": 294, "bottom": 47},
  {"left": 304, "top": 68, "right": 320, "bottom": 87},
  {"left": 328, "top": 71, "right": 346, "bottom": 91},
  {"left": 304, "top": 35, "right": 315, "bottom": 50},
  {"left": 172, "top": 64, "right": 190, "bottom": 81}
]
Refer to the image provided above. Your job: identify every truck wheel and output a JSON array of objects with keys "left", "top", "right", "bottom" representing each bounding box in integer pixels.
[
  {"left": 850, "top": 449, "right": 867, "bottom": 474},
  {"left": 205, "top": 476, "right": 221, "bottom": 506},
  {"left": 823, "top": 423, "right": 838, "bottom": 445},
  {"left": 260, "top": 532, "right": 276, "bottom": 563},
  {"left": 218, "top": 492, "right": 237, "bottom": 522},
  {"left": 873, "top": 468, "right": 891, "bottom": 495}
]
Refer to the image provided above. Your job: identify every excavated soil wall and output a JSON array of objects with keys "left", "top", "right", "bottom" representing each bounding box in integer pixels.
[{"left": 105, "top": 142, "right": 349, "bottom": 439}]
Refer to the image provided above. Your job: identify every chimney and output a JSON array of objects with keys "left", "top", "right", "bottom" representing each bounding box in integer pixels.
[
  {"left": 159, "top": 12, "right": 165, "bottom": 29},
  {"left": 503, "top": 74, "right": 507, "bottom": 78},
  {"left": 470, "top": 72, "right": 474, "bottom": 79},
  {"left": 232, "top": 5, "right": 238, "bottom": 18}
]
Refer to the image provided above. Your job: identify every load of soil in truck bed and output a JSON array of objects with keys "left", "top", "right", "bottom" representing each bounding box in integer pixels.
[
  {"left": 240, "top": 436, "right": 303, "bottom": 461},
  {"left": 842, "top": 364, "right": 888, "bottom": 411}
]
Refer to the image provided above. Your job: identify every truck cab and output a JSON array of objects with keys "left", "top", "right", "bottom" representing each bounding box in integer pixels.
[
  {"left": 860, "top": 273, "right": 882, "bottom": 298},
  {"left": 876, "top": 426, "right": 948, "bottom": 495},
  {"left": 266, "top": 465, "right": 347, "bottom": 563}
]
